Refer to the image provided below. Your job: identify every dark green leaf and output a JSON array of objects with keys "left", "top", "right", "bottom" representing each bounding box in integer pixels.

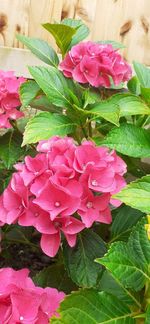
[
  {"left": 22, "top": 112, "right": 77, "bottom": 145},
  {"left": 16, "top": 34, "right": 59, "bottom": 66},
  {"left": 42, "top": 23, "right": 76, "bottom": 56},
  {"left": 114, "top": 175, "right": 150, "bottom": 213},
  {"left": 63, "top": 229, "right": 106, "bottom": 288},
  {"left": 0, "top": 131, "right": 25, "bottom": 168},
  {"left": 111, "top": 205, "right": 145, "bottom": 242},
  {"left": 98, "top": 270, "right": 133, "bottom": 304},
  {"left": 33, "top": 264, "right": 77, "bottom": 294},
  {"left": 100, "top": 124, "right": 150, "bottom": 158},
  {"left": 51, "top": 290, "right": 136, "bottom": 324},
  {"left": 133, "top": 62, "right": 150, "bottom": 88}
]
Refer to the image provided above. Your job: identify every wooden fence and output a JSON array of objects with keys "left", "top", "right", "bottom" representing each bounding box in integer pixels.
[{"left": 0, "top": 0, "right": 149, "bottom": 76}]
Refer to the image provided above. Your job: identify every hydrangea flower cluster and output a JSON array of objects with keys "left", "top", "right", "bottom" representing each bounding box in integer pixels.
[
  {"left": 0, "top": 267, "right": 65, "bottom": 323},
  {"left": 0, "top": 136, "right": 127, "bottom": 257},
  {"left": 0, "top": 70, "right": 25, "bottom": 128},
  {"left": 59, "top": 41, "right": 132, "bottom": 87}
]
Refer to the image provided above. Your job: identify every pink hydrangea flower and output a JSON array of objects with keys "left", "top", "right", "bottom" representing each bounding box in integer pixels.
[
  {"left": 0, "top": 267, "right": 65, "bottom": 323},
  {"left": 0, "top": 70, "right": 25, "bottom": 129},
  {"left": 59, "top": 41, "right": 132, "bottom": 88},
  {"left": 0, "top": 136, "right": 127, "bottom": 257}
]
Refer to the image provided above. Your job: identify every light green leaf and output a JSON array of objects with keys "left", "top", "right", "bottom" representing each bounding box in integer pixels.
[
  {"left": 63, "top": 229, "right": 106, "bottom": 288},
  {"left": 133, "top": 62, "right": 150, "bottom": 88},
  {"left": 98, "top": 40, "right": 125, "bottom": 49},
  {"left": 113, "top": 175, "right": 150, "bottom": 214},
  {"left": 62, "top": 18, "right": 89, "bottom": 48},
  {"left": 102, "top": 93, "right": 150, "bottom": 117},
  {"left": 22, "top": 112, "right": 77, "bottom": 146},
  {"left": 127, "top": 77, "right": 141, "bottom": 95},
  {"left": 141, "top": 87, "right": 150, "bottom": 105},
  {"left": 0, "top": 131, "right": 25, "bottom": 168},
  {"left": 100, "top": 124, "right": 150, "bottom": 158},
  {"left": 51, "top": 290, "right": 136, "bottom": 324},
  {"left": 20, "top": 80, "right": 40, "bottom": 107},
  {"left": 90, "top": 101, "right": 120, "bottom": 126},
  {"left": 145, "top": 306, "right": 150, "bottom": 324},
  {"left": 33, "top": 264, "right": 77, "bottom": 294},
  {"left": 111, "top": 205, "right": 144, "bottom": 242},
  {"left": 16, "top": 34, "right": 59, "bottom": 66},
  {"left": 97, "top": 218, "right": 150, "bottom": 292},
  {"left": 29, "top": 66, "right": 78, "bottom": 109},
  {"left": 42, "top": 23, "right": 76, "bottom": 56}
]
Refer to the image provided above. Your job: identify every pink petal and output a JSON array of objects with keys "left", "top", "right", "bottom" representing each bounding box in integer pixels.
[{"left": 40, "top": 233, "right": 60, "bottom": 257}]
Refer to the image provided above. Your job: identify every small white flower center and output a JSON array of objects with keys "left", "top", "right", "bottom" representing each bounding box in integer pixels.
[
  {"left": 20, "top": 316, "right": 24, "bottom": 321},
  {"left": 91, "top": 179, "right": 98, "bottom": 186},
  {"left": 34, "top": 171, "right": 39, "bottom": 175},
  {"left": 55, "top": 201, "right": 61, "bottom": 207},
  {"left": 86, "top": 201, "right": 93, "bottom": 209}
]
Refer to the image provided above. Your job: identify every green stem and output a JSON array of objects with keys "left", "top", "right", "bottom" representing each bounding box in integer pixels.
[
  {"left": 88, "top": 120, "right": 92, "bottom": 137},
  {"left": 80, "top": 123, "right": 88, "bottom": 139}
]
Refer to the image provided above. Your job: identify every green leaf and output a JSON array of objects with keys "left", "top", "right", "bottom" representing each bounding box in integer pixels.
[
  {"left": 113, "top": 175, "right": 150, "bottom": 214},
  {"left": 98, "top": 40, "right": 125, "bottom": 49},
  {"left": 98, "top": 270, "right": 133, "bottom": 305},
  {"left": 51, "top": 289, "right": 136, "bottom": 324},
  {"left": 33, "top": 264, "right": 77, "bottom": 294},
  {"left": 127, "top": 77, "right": 141, "bottom": 95},
  {"left": 100, "top": 124, "right": 150, "bottom": 158},
  {"left": 16, "top": 34, "right": 59, "bottom": 66},
  {"left": 141, "top": 87, "right": 150, "bottom": 105},
  {"left": 145, "top": 306, "right": 150, "bottom": 324},
  {"left": 111, "top": 205, "right": 145, "bottom": 242},
  {"left": 30, "top": 96, "right": 62, "bottom": 113},
  {"left": 133, "top": 62, "right": 150, "bottom": 88},
  {"left": 29, "top": 66, "right": 77, "bottom": 109},
  {"left": 90, "top": 101, "right": 120, "bottom": 126},
  {"left": 20, "top": 80, "right": 41, "bottom": 107},
  {"left": 22, "top": 112, "right": 76, "bottom": 145},
  {"left": 63, "top": 229, "right": 106, "bottom": 288},
  {"left": 97, "top": 218, "right": 150, "bottom": 292},
  {"left": 62, "top": 19, "right": 89, "bottom": 48},
  {"left": 117, "top": 94, "right": 150, "bottom": 116},
  {"left": 102, "top": 93, "right": 150, "bottom": 117},
  {"left": 0, "top": 131, "right": 25, "bottom": 168},
  {"left": 42, "top": 23, "right": 76, "bottom": 56}
]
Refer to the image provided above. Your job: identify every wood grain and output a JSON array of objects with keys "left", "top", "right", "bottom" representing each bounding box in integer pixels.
[{"left": 0, "top": 0, "right": 149, "bottom": 76}]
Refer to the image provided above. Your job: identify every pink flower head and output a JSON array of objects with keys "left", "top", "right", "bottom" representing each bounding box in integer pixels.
[
  {"left": 0, "top": 267, "right": 65, "bottom": 323},
  {"left": 59, "top": 41, "right": 132, "bottom": 88},
  {"left": 0, "top": 136, "right": 127, "bottom": 256},
  {"left": 0, "top": 70, "right": 25, "bottom": 129}
]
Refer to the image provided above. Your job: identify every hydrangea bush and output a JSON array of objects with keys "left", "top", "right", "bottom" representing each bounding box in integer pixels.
[{"left": 0, "top": 19, "right": 150, "bottom": 323}]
